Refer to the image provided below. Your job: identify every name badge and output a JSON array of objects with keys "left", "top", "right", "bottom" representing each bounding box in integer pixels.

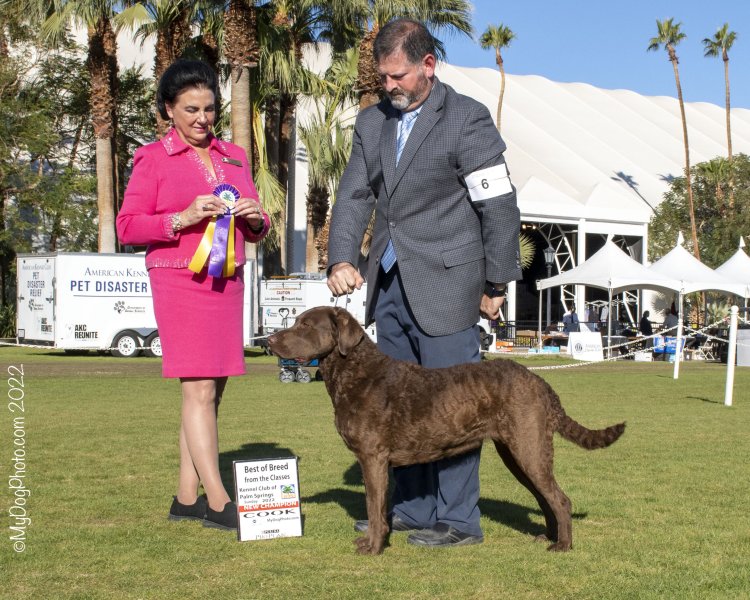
[
  {"left": 222, "top": 157, "right": 243, "bottom": 167},
  {"left": 465, "top": 163, "right": 513, "bottom": 202}
]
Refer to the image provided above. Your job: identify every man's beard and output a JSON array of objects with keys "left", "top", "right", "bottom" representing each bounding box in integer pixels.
[
  {"left": 388, "top": 71, "right": 430, "bottom": 111},
  {"left": 388, "top": 90, "right": 413, "bottom": 110}
]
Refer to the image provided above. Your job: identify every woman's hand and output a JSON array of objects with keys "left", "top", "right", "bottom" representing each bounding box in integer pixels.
[
  {"left": 232, "top": 197, "right": 265, "bottom": 230},
  {"left": 180, "top": 194, "right": 227, "bottom": 227}
]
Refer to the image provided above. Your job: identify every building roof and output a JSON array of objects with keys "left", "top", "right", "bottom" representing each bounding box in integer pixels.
[{"left": 435, "top": 63, "right": 750, "bottom": 230}]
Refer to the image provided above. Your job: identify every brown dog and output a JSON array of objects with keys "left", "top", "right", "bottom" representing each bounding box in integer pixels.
[{"left": 268, "top": 306, "right": 625, "bottom": 555}]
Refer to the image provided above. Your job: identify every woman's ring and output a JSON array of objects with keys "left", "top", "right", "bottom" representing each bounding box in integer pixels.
[{"left": 202, "top": 204, "right": 210, "bottom": 211}]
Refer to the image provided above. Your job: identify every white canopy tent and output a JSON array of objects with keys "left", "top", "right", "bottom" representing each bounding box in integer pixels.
[
  {"left": 648, "top": 233, "right": 747, "bottom": 297},
  {"left": 536, "top": 241, "right": 681, "bottom": 352},
  {"left": 648, "top": 233, "right": 747, "bottom": 378},
  {"left": 715, "top": 238, "right": 750, "bottom": 301}
]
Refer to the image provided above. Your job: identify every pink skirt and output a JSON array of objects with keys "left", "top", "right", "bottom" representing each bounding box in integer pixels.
[{"left": 149, "top": 267, "right": 246, "bottom": 378}]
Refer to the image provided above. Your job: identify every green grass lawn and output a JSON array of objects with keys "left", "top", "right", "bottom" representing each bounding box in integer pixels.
[{"left": 1, "top": 348, "right": 749, "bottom": 599}]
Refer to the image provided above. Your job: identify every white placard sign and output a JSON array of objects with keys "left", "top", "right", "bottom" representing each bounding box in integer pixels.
[
  {"left": 567, "top": 332, "right": 604, "bottom": 361},
  {"left": 234, "top": 457, "right": 302, "bottom": 542}
]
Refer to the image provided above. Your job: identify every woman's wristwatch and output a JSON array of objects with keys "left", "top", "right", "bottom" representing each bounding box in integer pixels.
[{"left": 484, "top": 282, "right": 507, "bottom": 298}]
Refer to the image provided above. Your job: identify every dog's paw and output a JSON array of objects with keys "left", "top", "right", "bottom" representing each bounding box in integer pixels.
[
  {"left": 546, "top": 541, "right": 572, "bottom": 552},
  {"left": 354, "top": 536, "right": 383, "bottom": 555}
]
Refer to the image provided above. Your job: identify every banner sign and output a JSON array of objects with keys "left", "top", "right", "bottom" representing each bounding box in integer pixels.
[
  {"left": 567, "top": 332, "right": 604, "bottom": 361},
  {"left": 653, "top": 336, "right": 685, "bottom": 355},
  {"left": 233, "top": 457, "right": 302, "bottom": 542}
]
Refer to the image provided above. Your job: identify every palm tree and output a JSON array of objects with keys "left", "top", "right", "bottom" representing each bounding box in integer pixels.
[
  {"left": 257, "top": 0, "right": 325, "bottom": 272},
  {"left": 249, "top": 89, "right": 286, "bottom": 252},
  {"left": 119, "top": 0, "right": 195, "bottom": 137},
  {"left": 190, "top": 0, "right": 224, "bottom": 76},
  {"left": 703, "top": 23, "right": 737, "bottom": 208},
  {"left": 479, "top": 23, "right": 514, "bottom": 133},
  {"left": 648, "top": 18, "right": 700, "bottom": 260},
  {"left": 186, "top": 0, "right": 226, "bottom": 127},
  {"left": 697, "top": 157, "right": 729, "bottom": 215},
  {"left": 298, "top": 47, "right": 357, "bottom": 271},
  {"left": 323, "top": 0, "right": 473, "bottom": 110},
  {"left": 39, "top": 0, "right": 135, "bottom": 253},
  {"left": 223, "top": 0, "right": 260, "bottom": 164}
]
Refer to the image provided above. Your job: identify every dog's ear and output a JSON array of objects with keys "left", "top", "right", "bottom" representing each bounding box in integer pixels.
[{"left": 335, "top": 308, "right": 364, "bottom": 356}]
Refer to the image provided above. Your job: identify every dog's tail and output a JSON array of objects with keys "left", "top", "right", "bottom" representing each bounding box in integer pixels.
[
  {"left": 552, "top": 391, "right": 625, "bottom": 450},
  {"left": 558, "top": 415, "right": 625, "bottom": 450},
  {"left": 557, "top": 412, "right": 625, "bottom": 449}
]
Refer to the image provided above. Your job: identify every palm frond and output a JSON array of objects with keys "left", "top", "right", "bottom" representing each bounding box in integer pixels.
[
  {"left": 518, "top": 233, "right": 535, "bottom": 270},
  {"left": 251, "top": 99, "right": 285, "bottom": 250}
]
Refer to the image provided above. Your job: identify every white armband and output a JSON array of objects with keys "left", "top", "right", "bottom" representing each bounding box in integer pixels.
[{"left": 465, "top": 163, "right": 513, "bottom": 202}]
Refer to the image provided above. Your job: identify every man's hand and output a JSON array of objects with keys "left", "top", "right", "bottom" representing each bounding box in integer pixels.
[
  {"left": 327, "top": 262, "right": 365, "bottom": 296},
  {"left": 480, "top": 294, "right": 505, "bottom": 321}
]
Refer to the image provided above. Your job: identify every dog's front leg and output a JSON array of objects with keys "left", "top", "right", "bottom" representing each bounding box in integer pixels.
[{"left": 355, "top": 454, "right": 389, "bottom": 555}]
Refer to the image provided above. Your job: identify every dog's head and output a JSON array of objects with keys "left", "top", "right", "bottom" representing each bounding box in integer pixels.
[{"left": 267, "top": 306, "right": 365, "bottom": 361}]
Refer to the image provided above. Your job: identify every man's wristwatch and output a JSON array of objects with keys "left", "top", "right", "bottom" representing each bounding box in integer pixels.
[{"left": 484, "top": 282, "right": 507, "bottom": 298}]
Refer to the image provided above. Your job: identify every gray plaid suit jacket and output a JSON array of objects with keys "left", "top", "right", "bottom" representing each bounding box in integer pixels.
[{"left": 328, "top": 79, "right": 522, "bottom": 337}]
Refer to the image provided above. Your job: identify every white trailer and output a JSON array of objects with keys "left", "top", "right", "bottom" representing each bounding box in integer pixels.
[
  {"left": 16, "top": 253, "right": 256, "bottom": 357},
  {"left": 259, "top": 275, "right": 376, "bottom": 344}
]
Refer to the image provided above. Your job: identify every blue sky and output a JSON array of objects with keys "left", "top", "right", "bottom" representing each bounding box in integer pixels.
[{"left": 440, "top": 0, "right": 750, "bottom": 109}]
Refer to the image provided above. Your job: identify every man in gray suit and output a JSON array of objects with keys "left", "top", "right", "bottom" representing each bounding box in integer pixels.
[{"left": 327, "top": 18, "right": 521, "bottom": 547}]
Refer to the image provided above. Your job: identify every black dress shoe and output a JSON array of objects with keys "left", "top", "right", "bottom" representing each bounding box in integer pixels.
[
  {"left": 168, "top": 495, "right": 207, "bottom": 522},
  {"left": 203, "top": 501, "right": 238, "bottom": 531},
  {"left": 407, "top": 522, "right": 483, "bottom": 547},
  {"left": 354, "top": 514, "right": 423, "bottom": 533}
]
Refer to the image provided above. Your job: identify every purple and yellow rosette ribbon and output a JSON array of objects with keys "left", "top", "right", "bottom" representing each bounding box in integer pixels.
[{"left": 188, "top": 183, "right": 238, "bottom": 277}]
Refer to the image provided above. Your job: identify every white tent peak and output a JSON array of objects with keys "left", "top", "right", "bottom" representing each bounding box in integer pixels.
[
  {"left": 537, "top": 240, "right": 680, "bottom": 295},
  {"left": 649, "top": 242, "right": 746, "bottom": 296},
  {"left": 677, "top": 231, "right": 685, "bottom": 246},
  {"left": 715, "top": 244, "right": 750, "bottom": 298},
  {"left": 740, "top": 236, "right": 746, "bottom": 250}
]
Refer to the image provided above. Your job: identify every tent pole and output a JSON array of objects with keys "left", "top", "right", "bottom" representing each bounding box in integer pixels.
[
  {"left": 673, "top": 291, "right": 684, "bottom": 380},
  {"left": 607, "top": 289, "right": 612, "bottom": 359},
  {"left": 538, "top": 288, "right": 543, "bottom": 350},
  {"left": 724, "top": 305, "right": 739, "bottom": 406}
]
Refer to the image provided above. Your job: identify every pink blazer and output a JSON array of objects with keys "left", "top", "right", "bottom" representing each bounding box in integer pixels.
[{"left": 117, "top": 128, "right": 270, "bottom": 269}]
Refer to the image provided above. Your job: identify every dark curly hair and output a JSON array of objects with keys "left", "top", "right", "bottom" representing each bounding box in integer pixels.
[{"left": 156, "top": 60, "right": 218, "bottom": 120}]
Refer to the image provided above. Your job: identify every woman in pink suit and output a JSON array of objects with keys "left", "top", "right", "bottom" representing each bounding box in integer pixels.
[{"left": 117, "top": 60, "right": 269, "bottom": 531}]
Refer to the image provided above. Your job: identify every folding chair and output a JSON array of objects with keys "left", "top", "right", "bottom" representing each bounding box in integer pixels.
[{"left": 694, "top": 338, "right": 717, "bottom": 361}]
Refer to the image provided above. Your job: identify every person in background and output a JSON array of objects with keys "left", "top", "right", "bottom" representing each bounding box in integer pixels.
[
  {"left": 663, "top": 303, "right": 679, "bottom": 333},
  {"left": 563, "top": 305, "right": 580, "bottom": 333},
  {"left": 640, "top": 310, "right": 654, "bottom": 337},
  {"left": 117, "top": 60, "right": 270, "bottom": 531},
  {"left": 599, "top": 303, "right": 609, "bottom": 331},
  {"left": 326, "top": 18, "right": 522, "bottom": 548},
  {"left": 639, "top": 310, "right": 654, "bottom": 347},
  {"left": 585, "top": 304, "right": 599, "bottom": 331}
]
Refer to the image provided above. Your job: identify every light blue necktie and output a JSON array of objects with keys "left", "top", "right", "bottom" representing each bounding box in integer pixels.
[{"left": 382, "top": 110, "right": 419, "bottom": 273}]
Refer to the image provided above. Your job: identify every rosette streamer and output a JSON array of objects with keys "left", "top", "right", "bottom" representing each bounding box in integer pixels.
[{"left": 188, "top": 183, "right": 238, "bottom": 277}]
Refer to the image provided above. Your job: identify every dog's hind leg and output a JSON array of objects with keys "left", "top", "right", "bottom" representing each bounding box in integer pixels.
[
  {"left": 493, "top": 440, "right": 558, "bottom": 543},
  {"left": 355, "top": 453, "right": 389, "bottom": 555},
  {"left": 497, "top": 439, "right": 573, "bottom": 552}
]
